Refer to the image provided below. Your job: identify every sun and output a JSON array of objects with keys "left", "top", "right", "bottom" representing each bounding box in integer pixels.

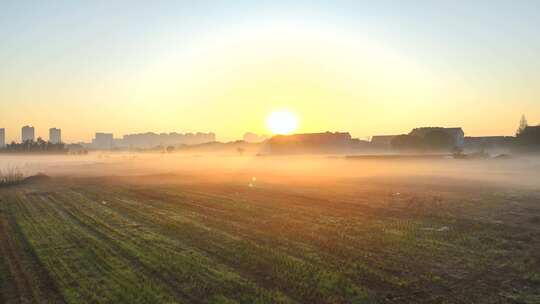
[{"left": 266, "top": 111, "right": 299, "bottom": 135}]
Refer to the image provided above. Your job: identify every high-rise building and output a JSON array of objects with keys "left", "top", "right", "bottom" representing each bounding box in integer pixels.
[
  {"left": 21, "top": 126, "right": 35, "bottom": 142},
  {"left": 0, "top": 128, "right": 5, "bottom": 148},
  {"left": 92, "top": 133, "right": 114, "bottom": 149},
  {"left": 49, "top": 128, "right": 62, "bottom": 144}
]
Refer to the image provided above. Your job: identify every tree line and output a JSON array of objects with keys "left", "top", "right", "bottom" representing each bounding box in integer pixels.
[{"left": 1, "top": 138, "right": 67, "bottom": 154}]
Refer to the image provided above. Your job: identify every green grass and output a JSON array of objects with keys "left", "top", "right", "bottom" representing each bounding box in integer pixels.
[{"left": 0, "top": 176, "right": 539, "bottom": 303}]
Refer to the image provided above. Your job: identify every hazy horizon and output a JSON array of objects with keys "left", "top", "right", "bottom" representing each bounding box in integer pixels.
[
  {"left": 2, "top": 0, "right": 540, "bottom": 143},
  {"left": 2, "top": 3, "right": 540, "bottom": 302}
]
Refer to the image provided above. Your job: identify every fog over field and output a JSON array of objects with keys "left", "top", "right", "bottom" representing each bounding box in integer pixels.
[{"left": 2, "top": 153, "right": 540, "bottom": 189}]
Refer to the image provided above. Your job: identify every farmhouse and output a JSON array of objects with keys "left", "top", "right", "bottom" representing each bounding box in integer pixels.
[
  {"left": 265, "top": 132, "right": 353, "bottom": 154},
  {"left": 464, "top": 136, "right": 515, "bottom": 150},
  {"left": 409, "top": 127, "right": 465, "bottom": 148},
  {"left": 370, "top": 135, "right": 399, "bottom": 149}
]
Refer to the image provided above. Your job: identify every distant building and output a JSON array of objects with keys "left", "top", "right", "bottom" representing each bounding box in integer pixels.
[
  {"left": 113, "top": 138, "right": 126, "bottom": 148},
  {"left": 243, "top": 132, "right": 268, "bottom": 143},
  {"left": 120, "top": 132, "right": 216, "bottom": 149},
  {"left": 409, "top": 127, "right": 465, "bottom": 147},
  {"left": 350, "top": 138, "right": 374, "bottom": 150},
  {"left": 49, "top": 128, "right": 62, "bottom": 144},
  {"left": 516, "top": 125, "right": 540, "bottom": 148},
  {"left": 370, "top": 135, "right": 399, "bottom": 149},
  {"left": 21, "top": 126, "right": 35, "bottom": 142},
  {"left": 464, "top": 136, "right": 514, "bottom": 150},
  {"left": 265, "top": 132, "right": 353, "bottom": 154},
  {"left": 0, "top": 128, "right": 5, "bottom": 148},
  {"left": 92, "top": 133, "right": 114, "bottom": 149}
]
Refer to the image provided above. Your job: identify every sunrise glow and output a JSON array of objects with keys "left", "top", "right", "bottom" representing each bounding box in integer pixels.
[{"left": 266, "top": 111, "right": 299, "bottom": 135}]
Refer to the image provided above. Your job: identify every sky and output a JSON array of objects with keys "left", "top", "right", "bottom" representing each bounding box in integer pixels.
[{"left": 1, "top": 0, "right": 539, "bottom": 142}]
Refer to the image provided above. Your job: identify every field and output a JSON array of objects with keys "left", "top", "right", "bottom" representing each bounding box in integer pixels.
[{"left": 1, "top": 157, "right": 540, "bottom": 303}]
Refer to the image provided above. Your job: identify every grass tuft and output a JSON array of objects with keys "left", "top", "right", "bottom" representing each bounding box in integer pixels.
[{"left": 0, "top": 167, "right": 24, "bottom": 186}]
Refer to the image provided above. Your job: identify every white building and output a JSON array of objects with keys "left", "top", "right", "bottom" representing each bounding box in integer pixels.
[
  {"left": 21, "top": 126, "right": 35, "bottom": 142},
  {"left": 0, "top": 128, "right": 5, "bottom": 148},
  {"left": 92, "top": 133, "right": 114, "bottom": 149},
  {"left": 49, "top": 128, "right": 62, "bottom": 144}
]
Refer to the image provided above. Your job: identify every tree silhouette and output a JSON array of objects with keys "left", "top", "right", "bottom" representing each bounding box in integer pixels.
[
  {"left": 2, "top": 139, "right": 67, "bottom": 154},
  {"left": 516, "top": 114, "right": 528, "bottom": 136}
]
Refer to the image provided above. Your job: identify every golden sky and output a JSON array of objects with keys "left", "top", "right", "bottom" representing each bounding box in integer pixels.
[{"left": 1, "top": 2, "right": 539, "bottom": 142}]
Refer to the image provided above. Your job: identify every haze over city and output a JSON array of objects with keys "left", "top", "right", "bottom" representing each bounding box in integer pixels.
[{"left": 2, "top": 1, "right": 540, "bottom": 143}]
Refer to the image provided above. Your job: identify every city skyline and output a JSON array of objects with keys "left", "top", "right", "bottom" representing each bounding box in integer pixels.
[
  {"left": 0, "top": 117, "right": 535, "bottom": 145},
  {"left": 0, "top": 126, "right": 217, "bottom": 144},
  {"left": 1, "top": 1, "right": 540, "bottom": 142}
]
